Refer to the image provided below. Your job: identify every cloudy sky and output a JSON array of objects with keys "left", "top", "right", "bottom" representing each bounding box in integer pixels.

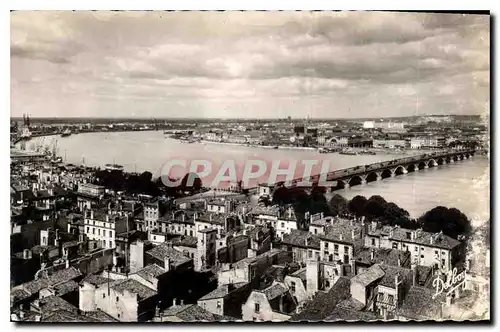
[{"left": 11, "top": 11, "right": 489, "bottom": 119}]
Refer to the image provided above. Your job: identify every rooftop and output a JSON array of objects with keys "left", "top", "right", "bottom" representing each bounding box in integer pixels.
[
  {"left": 111, "top": 279, "right": 157, "bottom": 301},
  {"left": 368, "top": 226, "right": 461, "bottom": 250},
  {"left": 351, "top": 264, "right": 385, "bottom": 287},
  {"left": 146, "top": 243, "right": 192, "bottom": 267},
  {"left": 198, "top": 282, "right": 248, "bottom": 301},
  {"left": 354, "top": 247, "right": 411, "bottom": 267},
  {"left": 282, "top": 229, "right": 320, "bottom": 249},
  {"left": 398, "top": 286, "right": 446, "bottom": 320},
  {"left": 161, "top": 304, "right": 219, "bottom": 322},
  {"left": 135, "top": 264, "right": 167, "bottom": 280},
  {"left": 291, "top": 277, "right": 351, "bottom": 322},
  {"left": 320, "top": 219, "right": 363, "bottom": 246}
]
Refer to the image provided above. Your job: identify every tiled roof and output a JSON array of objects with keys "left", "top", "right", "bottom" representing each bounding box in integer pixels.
[
  {"left": 162, "top": 304, "right": 218, "bottom": 321},
  {"left": 354, "top": 247, "right": 411, "bottom": 267},
  {"left": 351, "top": 264, "right": 385, "bottom": 287},
  {"left": 135, "top": 264, "right": 167, "bottom": 280},
  {"left": 261, "top": 283, "right": 288, "bottom": 300},
  {"left": 172, "top": 235, "right": 197, "bottom": 248},
  {"left": 367, "top": 226, "right": 461, "bottom": 250},
  {"left": 146, "top": 243, "right": 192, "bottom": 267},
  {"left": 81, "top": 274, "right": 111, "bottom": 286},
  {"left": 281, "top": 229, "right": 320, "bottom": 249},
  {"left": 290, "top": 268, "right": 307, "bottom": 285},
  {"left": 398, "top": 286, "right": 446, "bottom": 320},
  {"left": 320, "top": 219, "right": 364, "bottom": 245},
  {"left": 39, "top": 295, "right": 78, "bottom": 314},
  {"left": 84, "top": 309, "right": 120, "bottom": 322},
  {"left": 378, "top": 264, "right": 412, "bottom": 288},
  {"left": 42, "top": 310, "right": 96, "bottom": 322},
  {"left": 10, "top": 288, "right": 30, "bottom": 302},
  {"left": 291, "top": 277, "right": 351, "bottom": 321},
  {"left": 14, "top": 267, "right": 82, "bottom": 296},
  {"left": 198, "top": 282, "right": 247, "bottom": 301},
  {"left": 111, "top": 279, "right": 157, "bottom": 301},
  {"left": 325, "top": 306, "right": 379, "bottom": 322},
  {"left": 53, "top": 280, "right": 79, "bottom": 295}
]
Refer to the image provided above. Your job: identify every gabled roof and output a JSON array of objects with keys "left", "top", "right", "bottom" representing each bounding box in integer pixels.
[
  {"left": 351, "top": 264, "right": 385, "bottom": 287},
  {"left": 111, "top": 279, "right": 157, "bottom": 301},
  {"left": 146, "top": 243, "right": 192, "bottom": 267},
  {"left": 135, "top": 264, "right": 167, "bottom": 280},
  {"left": 162, "top": 304, "right": 219, "bottom": 321},
  {"left": 290, "top": 277, "right": 351, "bottom": 322}
]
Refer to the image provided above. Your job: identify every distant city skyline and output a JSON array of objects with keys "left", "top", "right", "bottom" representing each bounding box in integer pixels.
[{"left": 11, "top": 11, "right": 490, "bottom": 119}]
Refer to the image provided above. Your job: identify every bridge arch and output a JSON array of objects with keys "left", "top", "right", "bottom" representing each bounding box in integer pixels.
[
  {"left": 380, "top": 168, "right": 392, "bottom": 179},
  {"left": 407, "top": 164, "right": 418, "bottom": 173},
  {"left": 427, "top": 159, "right": 437, "bottom": 168},
  {"left": 365, "top": 172, "right": 379, "bottom": 183},
  {"left": 418, "top": 161, "right": 427, "bottom": 169},
  {"left": 437, "top": 157, "right": 445, "bottom": 165},
  {"left": 348, "top": 175, "right": 364, "bottom": 187},
  {"left": 394, "top": 165, "right": 407, "bottom": 176}
]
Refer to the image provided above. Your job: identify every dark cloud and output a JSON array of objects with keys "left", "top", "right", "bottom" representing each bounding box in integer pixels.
[{"left": 10, "top": 11, "right": 490, "bottom": 118}]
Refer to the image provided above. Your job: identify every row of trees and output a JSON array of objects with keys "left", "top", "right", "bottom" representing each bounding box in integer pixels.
[
  {"left": 94, "top": 170, "right": 205, "bottom": 198},
  {"left": 264, "top": 186, "right": 471, "bottom": 240}
]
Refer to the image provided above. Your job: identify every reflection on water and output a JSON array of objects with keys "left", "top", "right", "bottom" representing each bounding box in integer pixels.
[{"left": 28, "top": 131, "right": 489, "bottom": 220}]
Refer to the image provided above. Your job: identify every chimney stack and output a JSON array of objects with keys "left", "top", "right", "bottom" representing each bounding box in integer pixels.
[
  {"left": 370, "top": 249, "right": 375, "bottom": 261},
  {"left": 411, "top": 261, "right": 417, "bottom": 286},
  {"left": 172, "top": 298, "right": 177, "bottom": 307},
  {"left": 180, "top": 299, "right": 184, "bottom": 306},
  {"left": 351, "top": 230, "right": 355, "bottom": 240}
]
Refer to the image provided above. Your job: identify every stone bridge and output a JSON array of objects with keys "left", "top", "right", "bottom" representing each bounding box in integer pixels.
[{"left": 290, "top": 149, "right": 476, "bottom": 191}]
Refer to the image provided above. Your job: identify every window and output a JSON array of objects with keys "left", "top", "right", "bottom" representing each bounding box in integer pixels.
[
  {"left": 329, "top": 254, "right": 333, "bottom": 262},
  {"left": 442, "top": 251, "right": 446, "bottom": 255},
  {"left": 109, "top": 241, "right": 113, "bottom": 248},
  {"left": 98, "top": 229, "right": 100, "bottom": 236},
  {"left": 392, "top": 242, "right": 398, "bottom": 249},
  {"left": 153, "top": 236, "right": 156, "bottom": 241},
  {"left": 421, "top": 255, "right": 424, "bottom": 259},
  {"left": 117, "top": 314, "right": 120, "bottom": 318},
  {"left": 388, "top": 294, "right": 394, "bottom": 304},
  {"left": 281, "top": 222, "right": 285, "bottom": 228},
  {"left": 414, "top": 247, "right": 418, "bottom": 252},
  {"left": 217, "top": 301, "right": 221, "bottom": 309},
  {"left": 378, "top": 293, "right": 384, "bottom": 301},
  {"left": 43, "top": 237, "right": 46, "bottom": 245},
  {"left": 314, "top": 229, "right": 317, "bottom": 234},
  {"left": 420, "top": 247, "right": 424, "bottom": 251},
  {"left": 435, "top": 250, "right": 439, "bottom": 255},
  {"left": 86, "top": 227, "right": 89, "bottom": 234},
  {"left": 116, "top": 296, "right": 119, "bottom": 302},
  {"left": 324, "top": 242, "right": 329, "bottom": 248},
  {"left": 334, "top": 244, "right": 339, "bottom": 252},
  {"left": 334, "top": 268, "right": 339, "bottom": 276},
  {"left": 205, "top": 225, "right": 208, "bottom": 229},
  {"left": 190, "top": 230, "right": 193, "bottom": 236},
  {"left": 441, "top": 259, "right": 446, "bottom": 266},
  {"left": 290, "top": 281, "right": 296, "bottom": 293},
  {"left": 406, "top": 232, "right": 411, "bottom": 239},
  {"left": 103, "top": 240, "right": 106, "bottom": 247},
  {"left": 110, "top": 231, "right": 113, "bottom": 237},
  {"left": 254, "top": 303, "right": 260, "bottom": 313},
  {"left": 371, "top": 238, "right": 376, "bottom": 246},
  {"left": 92, "top": 228, "right": 95, "bottom": 234},
  {"left": 102, "top": 293, "right": 106, "bottom": 298},
  {"left": 308, "top": 250, "right": 312, "bottom": 258},
  {"left": 344, "top": 246, "right": 349, "bottom": 252},
  {"left": 325, "top": 280, "right": 330, "bottom": 288}
]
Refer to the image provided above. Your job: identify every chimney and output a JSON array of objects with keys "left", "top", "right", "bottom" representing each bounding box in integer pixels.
[
  {"left": 351, "top": 230, "right": 355, "bottom": 240},
  {"left": 339, "top": 234, "right": 343, "bottom": 241},
  {"left": 90, "top": 210, "right": 94, "bottom": 219},
  {"left": 193, "top": 212, "right": 198, "bottom": 221},
  {"left": 398, "top": 257, "right": 401, "bottom": 267},
  {"left": 305, "top": 236, "right": 309, "bottom": 247},
  {"left": 180, "top": 299, "right": 184, "bottom": 306},
  {"left": 209, "top": 214, "right": 212, "bottom": 221},
  {"left": 370, "top": 221, "right": 377, "bottom": 232},
  {"left": 19, "top": 311, "right": 24, "bottom": 320},
  {"left": 164, "top": 258, "right": 171, "bottom": 271},
  {"left": 411, "top": 261, "right": 417, "bottom": 286},
  {"left": 279, "top": 295, "right": 284, "bottom": 313},
  {"left": 65, "top": 259, "right": 70, "bottom": 269},
  {"left": 23, "top": 249, "right": 30, "bottom": 260},
  {"left": 389, "top": 227, "right": 394, "bottom": 238},
  {"left": 172, "top": 298, "right": 177, "bottom": 307},
  {"left": 182, "top": 214, "right": 185, "bottom": 222},
  {"left": 370, "top": 249, "right": 375, "bottom": 261},
  {"left": 430, "top": 234, "right": 435, "bottom": 245}
]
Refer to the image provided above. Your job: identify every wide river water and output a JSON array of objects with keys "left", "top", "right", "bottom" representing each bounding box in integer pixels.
[{"left": 26, "top": 131, "right": 490, "bottom": 222}]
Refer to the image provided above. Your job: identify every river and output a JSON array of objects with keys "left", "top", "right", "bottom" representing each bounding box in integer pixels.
[{"left": 25, "top": 131, "right": 490, "bottom": 222}]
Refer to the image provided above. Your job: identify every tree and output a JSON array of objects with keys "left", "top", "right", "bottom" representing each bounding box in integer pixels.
[
  {"left": 348, "top": 195, "right": 368, "bottom": 218},
  {"left": 329, "top": 194, "right": 348, "bottom": 217},
  {"left": 364, "top": 195, "right": 388, "bottom": 220},
  {"left": 418, "top": 206, "right": 471, "bottom": 239}
]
